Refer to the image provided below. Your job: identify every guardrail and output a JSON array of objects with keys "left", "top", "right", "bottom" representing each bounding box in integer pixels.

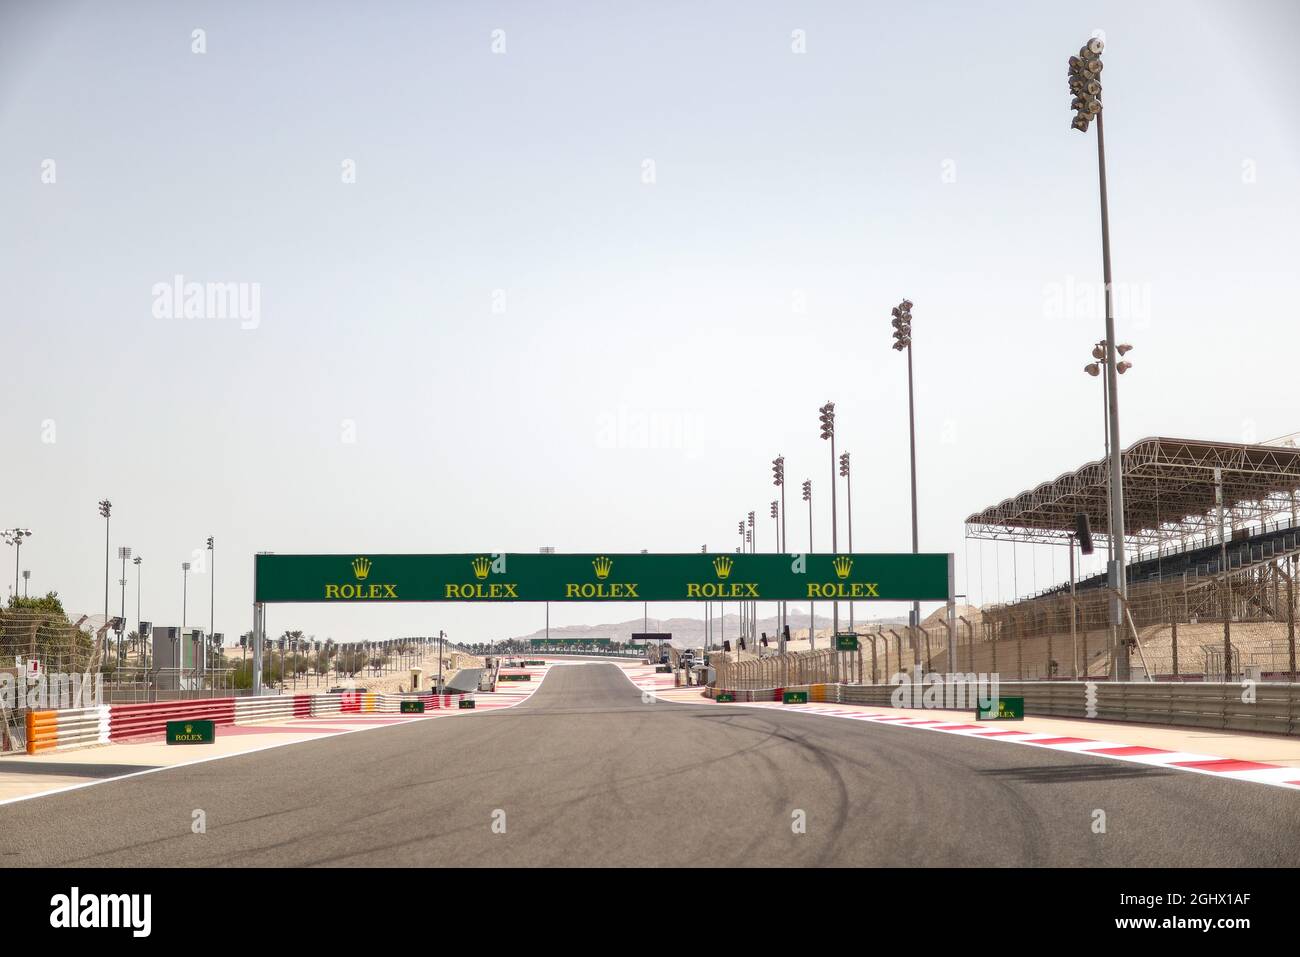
[
  {"left": 704, "top": 679, "right": 1300, "bottom": 736},
  {"left": 109, "top": 698, "right": 238, "bottom": 742},
  {"left": 26, "top": 689, "right": 479, "bottom": 754},
  {"left": 234, "top": 695, "right": 313, "bottom": 724},
  {"left": 26, "top": 705, "right": 111, "bottom": 753}
]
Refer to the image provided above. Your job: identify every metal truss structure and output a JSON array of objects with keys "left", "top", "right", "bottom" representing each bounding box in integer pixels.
[{"left": 965, "top": 437, "right": 1300, "bottom": 549}]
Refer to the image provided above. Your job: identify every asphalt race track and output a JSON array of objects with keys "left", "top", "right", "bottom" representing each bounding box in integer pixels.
[{"left": 0, "top": 663, "right": 1295, "bottom": 866}]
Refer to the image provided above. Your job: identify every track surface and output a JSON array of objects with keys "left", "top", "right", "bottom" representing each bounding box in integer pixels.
[{"left": 0, "top": 663, "right": 1295, "bottom": 866}]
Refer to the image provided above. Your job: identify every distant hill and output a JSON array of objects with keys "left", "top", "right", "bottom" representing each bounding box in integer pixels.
[{"left": 512, "top": 612, "right": 908, "bottom": 647}]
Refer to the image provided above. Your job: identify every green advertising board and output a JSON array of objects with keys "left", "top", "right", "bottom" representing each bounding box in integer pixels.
[
  {"left": 254, "top": 552, "right": 951, "bottom": 604},
  {"left": 782, "top": 690, "right": 809, "bottom": 705},
  {"left": 498, "top": 673, "right": 531, "bottom": 682},
  {"left": 715, "top": 692, "right": 735, "bottom": 703},
  {"left": 834, "top": 633, "right": 860, "bottom": 652},
  {"left": 459, "top": 698, "right": 476, "bottom": 709},
  {"left": 166, "top": 719, "right": 215, "bottom": 745},
  {"left": 400, "top": 700, "right": 425, "bottom": 714},
  {"left": 975, "top": 696, "right": 1025, "bottom": 721}
]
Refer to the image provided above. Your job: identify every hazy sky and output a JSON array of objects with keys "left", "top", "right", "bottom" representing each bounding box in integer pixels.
[{"left": 2, "top": 0, "right": 1298, "bottom": 644}]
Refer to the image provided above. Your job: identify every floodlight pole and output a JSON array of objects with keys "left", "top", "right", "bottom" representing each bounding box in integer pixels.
[
  {"left": 1095, "top": 109, "right": 1130, "bottom": 680},
  {"left": 908, "top": 342, "right": 920, "bottom": 634},
  {"left": 779, "top": 468, "right": 788, "bottom": 653},
  {"left": 843, "top": 458, "right": 854, "bottom": 634},
  {"left": 806, "top": 483, "right": 815, "bottom": 650}
]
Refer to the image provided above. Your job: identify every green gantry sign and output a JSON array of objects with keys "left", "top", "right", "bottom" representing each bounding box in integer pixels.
[
  {"left": 530, "top": 638, "right": 611, "bottom": 647},
  {"left": 254, "top": 553, "right": 951, "bottom": 604}
]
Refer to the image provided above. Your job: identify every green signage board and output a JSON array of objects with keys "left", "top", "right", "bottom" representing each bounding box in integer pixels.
[
  {"left": 782, "top": 690, "right": 809, "bottom": 705},
  {"left": 166, "top": 719, "right": 215, "bottom": 745},
  {"left": 498, "top": 673, "right": 531, "bottom": 682},
  {"left": 254, "top": 552, "right": 951, "bottom": 604},
  {"left": 530, "top": 638, "right": 610, "bottom": 647},
  {"left": 834, "top": 633, "right": 860, "bottom": 652},
  {"left": 715, "top": 692, "right": 735, "bottom": 703},
  {"left": 459, "top": 698, "right": 476, "bottom": 709},
  {"left": 521, "top": 660, "right": 545, "bottom": 666},
  {"left": 975, "top": 696, "right": 1025, "bottom": 721},
  {"left": 400, "top": 700, "right": 425, "bottom": 713}
]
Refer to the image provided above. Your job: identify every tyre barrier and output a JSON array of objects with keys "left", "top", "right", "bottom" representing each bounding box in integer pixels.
[
  {"left": 27, "top": 690, "right": 480, "bottom": 753},
  {"left": 25, "top": 706, "right": 111, "bottom": 753}
]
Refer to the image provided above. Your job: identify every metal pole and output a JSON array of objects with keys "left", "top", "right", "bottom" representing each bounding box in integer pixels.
[
  {"left": 252, "top": 553, "right": 266, "bottom": 696},
  {"left": 906, "top": 341, "right": 920, "bottom": 663},
  {"left": 209, "top": 539, "right": 215, "bottom": 675},
  {"left": 845, "top": 461, "right": 854, "bottom": 634},
  {"left": 807, "top": 488, "right": 815, "bottom": 650},
  {"left": 780, "top": 482, "right": 788, "bottom": 653},
  {"left": 750, "top": 522, "right": 756, "bottom": 647},
  {"left": 1217, "top": 467, "right": 1231, "bottom": 680},
  {"left": 182, "top": 565, "right": 188, "bottom": 655},
  {"left": 829, "top": 429, "right": 839, "bottom": 636},
  {"left": 119, "top": 551, "right": 127, "bottom": 665},
  {"left": 1288, "top": 554, "right": 1296, "bottom": 682},
  {"left": 103, "top": 511, "right": 110, "bottom": 656},
  {"left": 737, "top": 528, "right": 745, "bottom": 649},
  {"left": 772, "top": 508, "right": 781, "bottom": 645},
  {"left": 1069, "top": 535, "right": 1078, "bottom": 678},
  {"left": 1096, "top": 109, "right": 1129, "bottom": 680}
]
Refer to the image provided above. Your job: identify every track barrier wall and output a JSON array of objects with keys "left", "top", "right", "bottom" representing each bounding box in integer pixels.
[
  {"left": 703, "top": 679, "right": 1300, "bottom": 737},
  {"left": 26, "top": 689, "right": 477, "bottom": 754}
]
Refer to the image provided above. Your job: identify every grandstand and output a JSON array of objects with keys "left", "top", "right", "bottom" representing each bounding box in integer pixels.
[{"left": 964, "top": 436, "right": 1300, "bottom": 680}]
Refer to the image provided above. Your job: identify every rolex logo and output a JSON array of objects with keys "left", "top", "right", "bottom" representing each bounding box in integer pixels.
[
  {"left": 472, "top": 556, "right": 492, "bottom": 580},
  {"left": 352, "top": 557, "right": 371, "bottom": 581},
  {"left": 712, "top": 556, "right": 733, "bottom": 580},
  {"left": 184, "top": 724, "right": 193, "bottom": 734},
  {"left": 833, "top": 555, "right": 853, "bottom": 580},
  {"left": 592, "top": 556, "right": 613, "bottom": 580}
]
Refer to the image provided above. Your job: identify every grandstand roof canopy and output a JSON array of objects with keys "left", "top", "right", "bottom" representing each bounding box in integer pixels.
[{"left": 965, "top": 436, "right": 1300, "bottom": 546}]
